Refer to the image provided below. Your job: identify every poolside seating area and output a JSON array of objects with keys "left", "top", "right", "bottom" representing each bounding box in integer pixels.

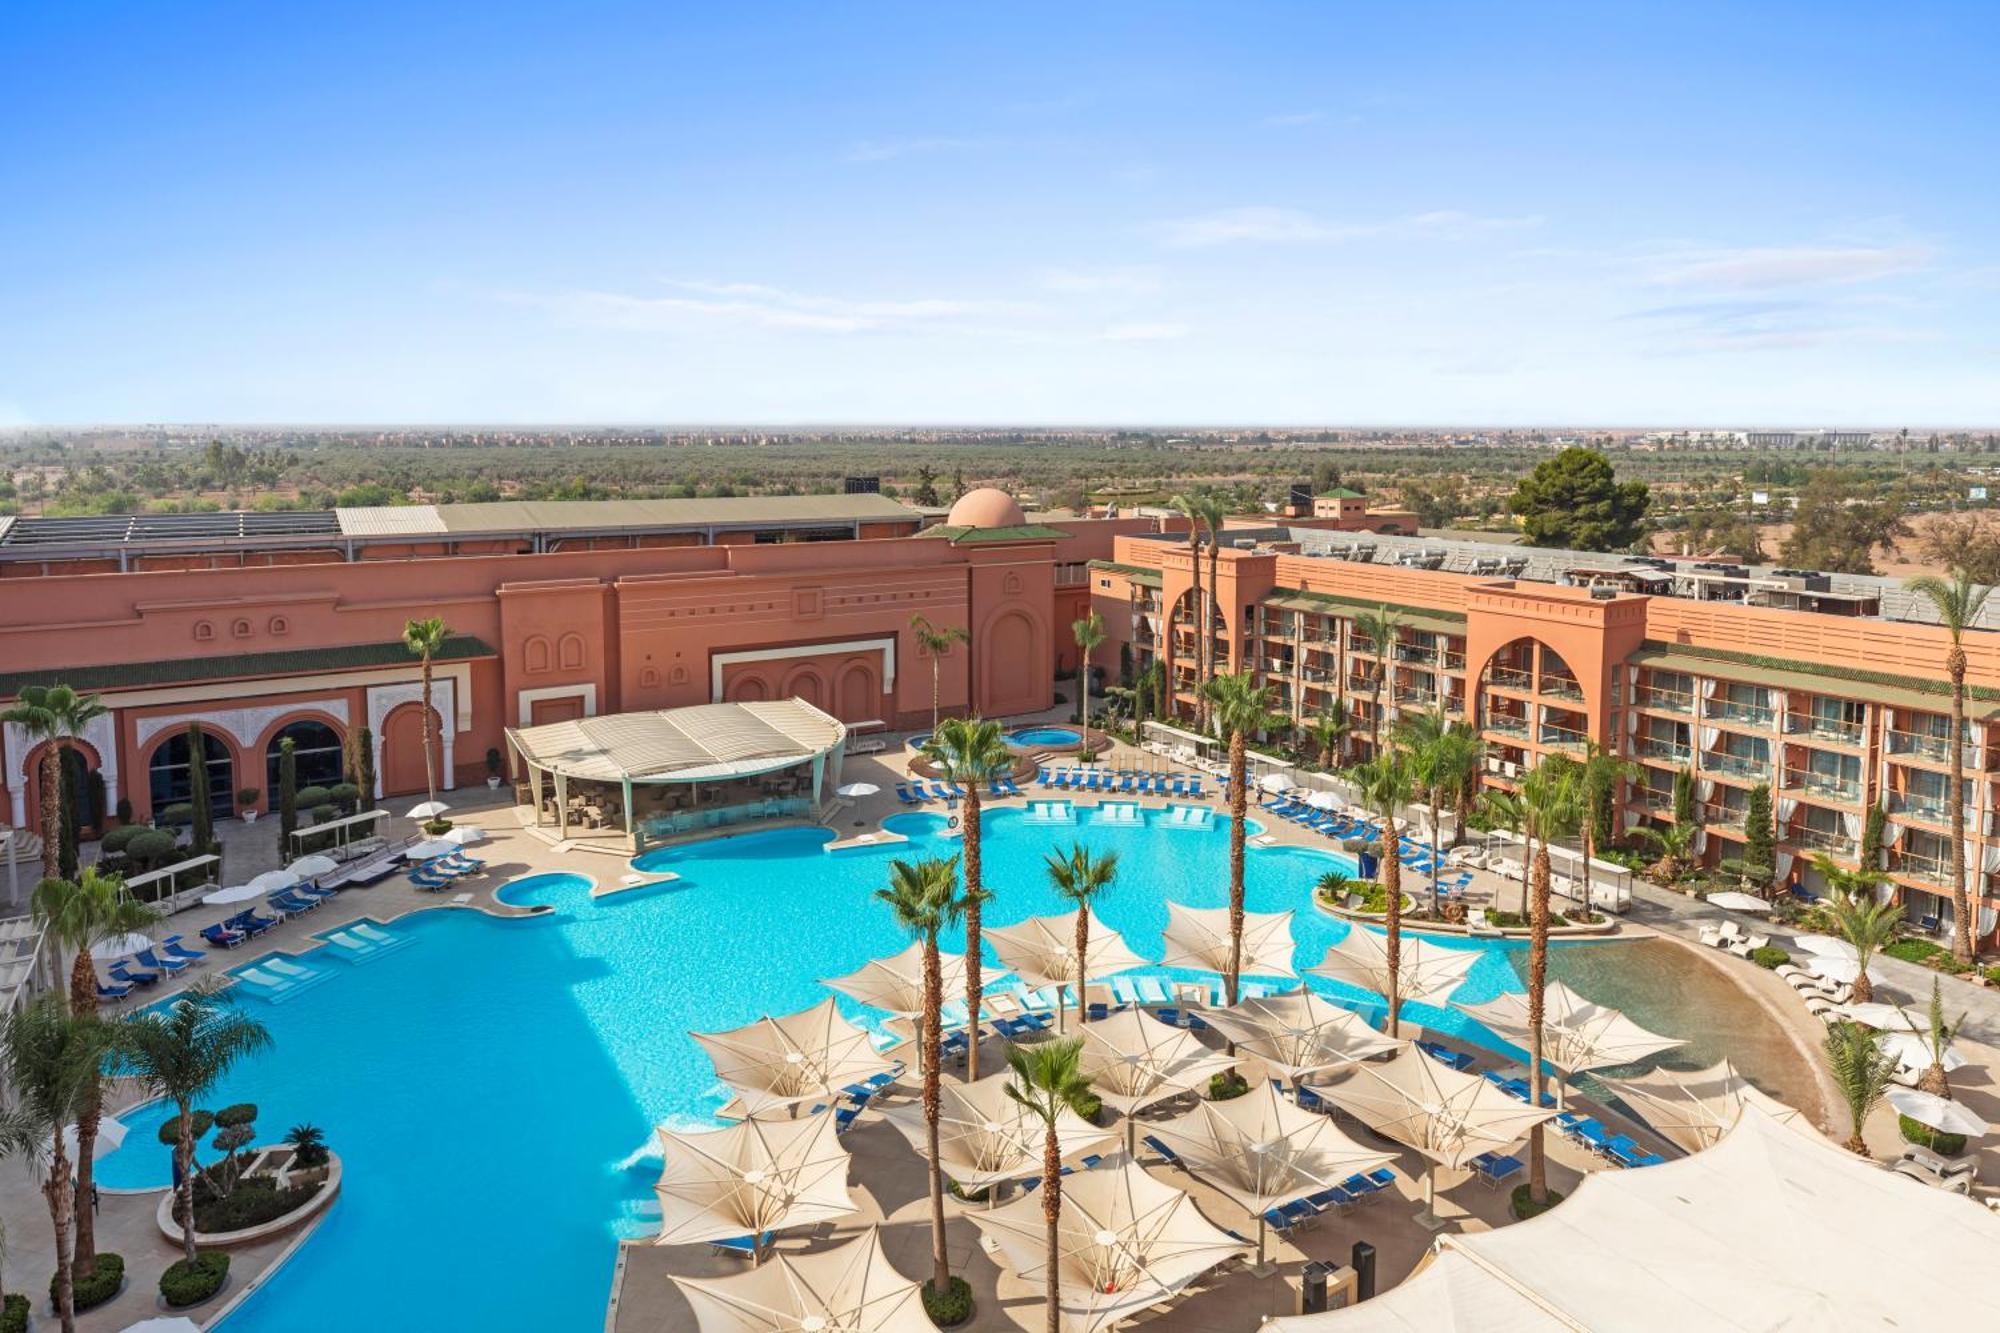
[
  {"left": 407, "top": 852, "right": 487, "bottom": 891},
  {"left": 1555, "top": 1112, "right": 1668, "bottom": 1168},
  {"left": 1699, "top": 919, "right": 1772, "bottom": 958},
  {"left": 893, "top": 776, "right": 1026, "bottom": 805},
  {"left": 1261, "top": 1167, "right": 1400, "bottom": 1234},
  {"left": 1035, "top": 767, "right": 1208, "bottom": 797}
]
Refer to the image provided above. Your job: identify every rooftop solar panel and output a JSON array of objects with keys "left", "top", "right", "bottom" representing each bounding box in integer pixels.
[{"left": 0, "top": 510, "right": 342, "bottom": 547}]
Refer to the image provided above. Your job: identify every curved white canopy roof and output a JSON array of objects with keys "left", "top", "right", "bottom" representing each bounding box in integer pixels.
[{"left": 507, "top": 699, "right": 845, "bottom": 784}]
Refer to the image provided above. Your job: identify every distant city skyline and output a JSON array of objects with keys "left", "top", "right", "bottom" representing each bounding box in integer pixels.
[{"left": 2, "top": 1, "right": 1995, "bottom": 426}]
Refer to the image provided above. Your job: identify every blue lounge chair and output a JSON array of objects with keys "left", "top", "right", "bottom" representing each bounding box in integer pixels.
[
  {"left": 96, "top": 980, "right": 132, "bottom": 1001},
  {"left": 1472, "top": 1152, "right": 1524, "bottom": 1188},
  {"left": 1187, "top": 776, "right": 1204, "bottom": 797},
  {"left": 1306, "top": 1185, "right": 1355, "bottom": 1214},
  {"left": 1574, "top": 1119, "right": 1614, "bottom": 1153},
  {"left": 1170, "top": 776, "right": 1189, "bottom": 796},
  {"left": 108, "top": 961, "right": 159, "bottom": 988},
  {"left": 160, "top": 935, "right": 207, "bottom": 964},
  {"left": 136, "top": 946, "right": 190, "bottom": 975},
  {"left": 1629, "top": 1151, "right": 1668, "bottom": 1168},
  {"left": 1605, "top": 1135, "right": 1646, "bottom": 1168},
  {"left": 201, "top": 924, "right": 245, "bottom": 949},
  {"left": 1143, "top": 1135, "right": 1181, "bottom": 1166},
  {"left": 1365, "top": 1167, "right": 1396, "bottom": 1191}
]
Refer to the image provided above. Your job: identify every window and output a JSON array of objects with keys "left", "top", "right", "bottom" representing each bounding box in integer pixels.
[
  {"left": 149, "top": 730, "right": 235, "bottom": 817},
  {"left": 266, "top": 719, "right": 345, "bottom": 793}
]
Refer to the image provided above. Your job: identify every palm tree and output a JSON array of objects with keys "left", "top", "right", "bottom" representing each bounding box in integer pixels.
[
  {"left": 1348, "top": 607, "right": 1403, "bottom": 757},
  {"left": 1820, "top": 889, "right": 1902, "bottom": 1006},
  {"left": 1044, "top": 843, "right": 1118, "bottom": 1031},
  {"left": 1, "top": 684, "right": 104, "bottom": 879},
  {"left": 1823, "top": 1019, "right": 1898, "bottom": 1155},
  {"left": 1397, "top": 711, "right": 1482, "bottom": 915},
  {"left": 119, "top": 982, "right": 272, "bottom": 1264},
  {"left": 1348, "top": 752, "right": 1415, "bottom": 1036},
  {"left": 1071, "top": 611, "right": 1105, "bottom": 732},
  {"left": 873, "top": 855, "right": 966, "bottom": 1302},
  {"left": 921, "top": 718, "right": 1011, "bottom": 1076},
  {"left": 1477, "top": 788, "right": 1529, "bottom": 913},
  {"left": 1902, "top": 977, "right": 1966, "bottom": 1099},
  {"left": 1633, "top": 819, "right": 1699, "bottom": 886},
  {"left": 1304, "top": 703, "right": 1348, "bottom": 769},
  {"left": 401, "top": 616, "right": 451, "bottom": 811},
  {"left": 909, "top": 612, "right": 971, "bottom": 734},
  {"left": 1518, "top": 753, "right": 1581, "bottom": 1206},
  {"left": 1196, "top": 492, "right": 1230, "bottom": 729},
  {"left": 1201, "top": 671, "right": 1281, "bottom": 1008},
  {"left": 1003, "top": 1038, "right": 1094, "bottom": 1333},
  {"left": 3, "top": 995, "right": 112, "bottom": 1333},
  {"left": 1807, "top": 852, "right": 1889, "bottom": 903},
  {"left": 32, "top": 867, "right": 158, "bottom": 1273},
  {"left": 1575, "top": 740, "right": 1639, "bottom": 917},
  {"left": 1904, "top": 568, "right": 1991, "bottom": 964},
  {"left": 1167, "top": 492, "right": 1207, "bottom": 727}
]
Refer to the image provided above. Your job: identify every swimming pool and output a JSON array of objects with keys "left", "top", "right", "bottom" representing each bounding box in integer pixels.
[
  {"left": 1007, "top": 725, "right": 1085, "bottom": 747},
  {"left": 94, "top": 807, "right": 1770, "bottom": 1330}
]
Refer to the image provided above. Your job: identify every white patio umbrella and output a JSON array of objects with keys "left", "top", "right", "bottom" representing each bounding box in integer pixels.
[
  {"left": 1316, "top": 1042, "right": 1556, "bottom": 1229},
  {"left": 1305, "top": 790, "right": 1341, "bottom": 811},
  {"left": 1793, "top": 933, "right": 1858, "bottom": 961},
  {"left": 1705, "top": 891, "right": 1772, "bottom": 914},
  {"left": 1881, "top": 1031, "right": 1967, "bottom": 1074},
  {"left": 1198, "top": 989, "right": 1399, "bottom": 1084},
  {"left": 1806, "top": 955, "right": 1885, "bottom": 987},
  {"left": 89, "top": 932, "right": 152, "bottom": 961},
  {"left": 285, "top": 853, "right": 340, "bottom": 878},
  {"left": 1307, "top": 926, "right": 1479, "bottom": 1012},
  {"left": 201, "top": 884, "right": 265, "bottom": 906},
  {"left": 1157, "top": 903, "right": 1297, "bottom": 980},
  {"left": 985, "top": 910, "right": 1146, "bottom": 1031},
  {"left": 1258, "top": 772, "right": 1292, "bottom": 795},
  {"left": 1834, "top": 1002, "right": 1930, "bottom": 1032},
  {"left": 878, "top": 1072, "right": 1113, "bottom": 1191},
  {"left": 835, "top": 782, "right": 881, "bottom": 798},
  {"left": 442, "top": 825, "right": 486, "bottom": 846},
  {"left": 1150, "top": 1081, "right": 1397, "bottom": 1267},
  {"left": 1458, "top": 981, "right": 1685, "bottom": 1102},
  {"left": 406, "top": 800, "right": 451, "bottom": 820},
  {"left": 1599, "top": 1058, "right": 1808, "bottom": 1154},
  {"left": 694, "top": 997, "right": 898, "bottom": 1117},
  {"left": 969, "top": 1160, "right": 1249, "bottom": 1333},
  {"left": 247, "top": 868, "right": 300, "bottom": 894},
  {"left": 404, "top": 837, "right": 458, "bottom": 861},
  {"left": 822, "top": 944, "right": 971, "bottom": 1019},
  {"left": 1887, "top": 1088, "right": 1989, "bottom": 1139},
  {"left": 671, "top": 1226, "right": 933, "bottom": 1333},
  {"left": 120, "top": 1320, "right": 201, "bottom": 1333},
  {"left": 652, "top": 1111, "right": 855, "bottom": 1260},
  {"left": 55, "top": 1114, "right": 128, "bottom": 1160},
  {"left": 1074, "top": 1009, "right": 1235, "bottom": 1152}
]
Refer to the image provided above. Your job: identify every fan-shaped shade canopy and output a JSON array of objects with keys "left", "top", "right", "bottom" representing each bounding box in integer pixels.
[
  {"left": 1307, "top": 928, "right": 1479, "bottom": 1007},
  {"left": 822, "top": 945, "right": 971, "bottom": 1019},
  {"left": 1149, "top": 1081, "right": 1397, "bottom": 1218},
  {"left": 671, "top": 1226, "right": 934, "bottom": 1333},
  {"left": 1156, "top": 903, "right": 1297, "bottom": 979},
  {"left": 1316, "top": 1043, "right": 1554, "bottom": 1171},
  {"left": 1198, "top": 989, "right": 1399, "bottom": 1082},
  {"left": 878, "top": 1073, "right": 1113, "bottom": 1189},
  {"left": 1074, "top": 1008, "right": 1236, "bottom": 1116},
  {"left": 984, "top": 911, "right": 1147, "bottom": 990},
  {"left": 1457, "top": 981, "right": 1685, "bottom": 1076},
  {"left": 1598, "top": 1058, "right": 1808, "bottom": 1155},
  {"left": 652, "top": 1111, "right": 855, "bottom": 1248},
  {"left": 694, "top": 997, "right": 898, "bottom": 1116}
]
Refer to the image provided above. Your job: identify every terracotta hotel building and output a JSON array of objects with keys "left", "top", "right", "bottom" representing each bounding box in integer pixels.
[{"left": 2, "top": 486, "right": 1996, "bottom": 948}]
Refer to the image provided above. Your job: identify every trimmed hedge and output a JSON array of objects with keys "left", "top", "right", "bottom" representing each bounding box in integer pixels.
[
  {"left": 192, "top": 1176, "right": 317, "bottom": 1233},
  {"left": 921, "top": 1275, "right": 974, "bottom": 1328},
  {"left": 160, "top": 1251, "right": 230, "bottom": 1308},
  {"left": 53, "top": 1252, "right": 123, "bottom": 1313},
  {"left": 99, "top": 824, "right": 146, "bottom": 856},
  {"left": 1749, "top": 946, "right": 1790, "bottom": 969},
  {"left": 1, "top": 1293, "right": 25, "bottom": 1333}
]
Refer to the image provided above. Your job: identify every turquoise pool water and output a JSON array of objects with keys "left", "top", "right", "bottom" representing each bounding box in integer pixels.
[
  {"left": 95, "top": 807, "right": 1670, "bottom": 1331},
  {"left": 1008, "top": 725, "right": 1084, "bottom": 747}
]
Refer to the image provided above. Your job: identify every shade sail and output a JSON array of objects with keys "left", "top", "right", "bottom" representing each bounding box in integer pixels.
[
  {"left": 1881, "top": 1030, "right": 1967, "bottom": 1073},
  {"left": 89, "top": 932, "right": 152, "bottom": 961},
  {"left": 878, "top": 1073, "right": 1113, "bottom": 1189},
  {"left": 1265, "top": 1246, "right": 1562, "bottom": 1332},
  {"left": 694, "top": 997, "right": 897, "bottom": 1116},
  {"left": 651, "top": 1111, "right": 855, "bottom": 1247},
  {"left": 1150, "top": 1082, "right": 1396, "bottom": 1220},
  {"left": 1307, "top": 927, "right": 1479, "bottom": 1007},
  {"left": 822, "top": 945, "right": 970, "bottom": 1019},
  {"left": 1156, "top": 903, "right": 1297, "bottom": 979},
  {"left": 984, "top": 911, "right": 1147, "bottom": 989},
  {"left": 508, "top": 699, "right": 844, "bottom": 784},
  {"left": 1272, "top": 1105, "right": 2000, "bottom": 1332},
  {"left": 1597, "top": 1059, "right": 1808, "bottom": 1155},
  {"left": 1457, "top": 981, "right": 1685, "bottom": 1076},
  {"left": 671, "top": 1226, "right": 933, "bottom": 1333},
  {"left": 1074, "top": 1008, "right": 1235, "bottom": 1117},
  {"left": 970, "top": 1160, "right": 1249, "bottom": 1333},
  {"left": 1316, "top": 1043, "right": 1554, "bottom": 1171},
  {"left": 1198, "top": 989, "right": 1399, "bottom": 1082}
]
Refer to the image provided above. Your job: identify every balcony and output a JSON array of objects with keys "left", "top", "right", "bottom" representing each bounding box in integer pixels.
[
  {"left": 1394, "top": 643, "right": 1438, "bottom": 666},
  {"left": 1781, "top": 770, "right": 1862, "bottom": 803},
  {"left": 1263, "top": 656, "right": 1295, "bottom": 675},
  {"left": 1636, "top": 688, "right": 1694, "bottom": 715},
  {"left": 1888, "top": 849, "right": 1951, "bottom": 887},
  {"left": 1396, "top": 688, "right": 1441, "bottom": 710},
  {"left": 1484, "top": 714, "right": 1532, "bottom": 740},
  {"left": 1706, "top": 701, "right": 1775, "bottom": 729},
  {"left": 1348, "top": 637, "right": 1380, "bottom": 659},
  {"left": 1487, "top": 664, "right": 1533, "bottom": 692},
  {"left": 1886, "top": 731, "right": 1980, "bottom": 767},
  {"left": 1784, "top": 715, "right": 1864, "bottom": 746},
  {"left": 1791, "top": 825, "right": 1858, "bottom": 858},
  {"left": 1440, "top": 651, "right": 1467, "bottom": 673},
  {"left": 1700, "top": 802, "right": 1749, "bottom": 828},
  {"left": 1302, "top": 666, "right": 1330, "bottom": 683},
  {"left": 1539, "top": 675, "right": 1585, "bottom": 703},
  {"left": 1702, "top": 751, "right": 1771, "bottom": 782},
  {"left": 1888, "top": 790, "right": 1951, "bottom": 825},
  {"left": 1637, "top": 737, "right": 1692, "bottom": 764},
  {"left": 1538, "top": 726, "right": 1587, "bottom": 752}
]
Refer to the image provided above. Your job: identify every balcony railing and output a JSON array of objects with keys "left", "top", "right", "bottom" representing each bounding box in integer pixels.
[
  {"left": 1700, "top": 802, "right": 1749, "bottom": 828},
  {"left": 1888, "top": 791, "right": 1951, "bottom": 824},
  {"left": 1396, "top": 689, "right": 1441, "bottom": 709},
  {"left": 1885, "top": 731, "right": 1979, "bottom": 766},
  {"left": 1702, "top": 751, "right": 1771, "bottom": 781},
  {"left": 1263, "top": 656, "right": 1294, "bottom": 675},
  {"left": 1638, "top": 737, "right": 1692, "bottom": 763},
  {"left": 1484, "top": 714, "right": 1532, "bottom": 740},
  {"left": 1706, "top": 700, "right": 1775, "bottom": 728},
  {"left": 1636, "top": 688, "right": 1694, "bottom": 714},
  {"left": 1440, "top": 651, "right": 1467, "bottom": 672},
  {"left": 1888, "top": 850, "right": 1950, "bottom": 886},
  {"left": 1538, "top": 727, "right": 1588, "bottom": 752},
  {"left": 1539, "top": 676, "right": 1585, "bottom": 703},
  {"left": 1488, "top": 664, "right": 1533, "bottom": 691},
  {"left": 1394, "top": 643, "right": 1438, "bottom": 665},
  {"left": 1791, "top": 825, "right": 1858, "bottom": 857},
  {"left": 1348, "top": 637, "right": 1380, "bottom": 658},
  {"left": 1781, "top": 770, "right": 1862, "bottom": 803},
  {"left": 1785, "top": 715, "right": 1864, "bottom": 746}
]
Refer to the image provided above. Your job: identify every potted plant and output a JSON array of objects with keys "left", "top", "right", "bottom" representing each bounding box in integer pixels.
[
  {"left": 237, "top": 788, "right": 262, "bottom": 823},
  {"left": 485, "top": 746, "right": 503, "bottom": 789}
]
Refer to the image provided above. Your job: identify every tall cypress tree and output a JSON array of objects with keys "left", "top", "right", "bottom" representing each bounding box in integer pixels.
[
  {"left": 1671, "top": 765, "right": 1695, "bottom": 825},
  {"left": 187, "top": 722, "right": 213, "bottom": 852},
  {"left": 356, "top": 727, "right": 376, "bottom": 811},
  {"left": 1741, "top": 783, "right": 1775, "bottom": 885},
  {"left": 1860, "top": 802, "right": 1886, "bottom": 870},
  {"left": 279, "top": 737, "right": 299, "bottom": 843}
]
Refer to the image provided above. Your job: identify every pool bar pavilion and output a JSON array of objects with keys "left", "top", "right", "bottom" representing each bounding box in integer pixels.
[{"left": 505, "top": 700, "right": 848, "bottom": 851}]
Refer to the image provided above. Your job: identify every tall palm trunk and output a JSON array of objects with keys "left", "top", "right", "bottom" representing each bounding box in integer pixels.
[
  {"left": 1948, "top": 648, "right": 1972, "bottom": 963},
  {"left": 1427, "top": 790, "right": 1442, "bottom": 916},
  {"left": 1383, "top": 820, "right": 1403, "bottom": 1038},
  {"left": 1070, "top": 909, "right": 1090, "bottom": 1030},
  {"left": 1186, "top": 540, "right": 1203, "bottom": 727},
  {"left": 1226, "top": 729, "right": 1247, "bottom": 1005},
  {"left": 174, "top": 1101, "right": 200, "bottom": 1264},
  {"left": 420, "top": 652, "right": 439, "bottom": 806},
  {"left": 1040, "top": 1126, "right": 1063, "bottom": 1333},
  {"left": 930, "top": 657, "right": 942, "bottom": 734},
  {"left": 1204, "top": 536, "right": 1222, "bottom": 732},
  {"left": 45, "top": 1143, "right": 76, "bottom": 1333},
  {"left": 1526, "top": 839, "right": 1552, "bottom": 1204},
  {"left": 962, "top": 787, "right": 984, "bottom": 1079},
  {"left": 38, "top": 746, "right": 61, "bottom": 878},
  {"left": 920, "top": 937, "right": 951, "bottom": 1295},
  {"left": 65, "top": 953, "right": 103, "bottom": 1272}
]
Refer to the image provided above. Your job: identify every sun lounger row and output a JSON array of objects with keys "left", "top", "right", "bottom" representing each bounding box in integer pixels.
[
  {"left": 1468, "top": 1151, "right": 1525, "bottom": 1188},
  {"left": 1555, "top": 1113, "right": 1666, "bottom": 1167},
  {"left": 1417, "top": 1040, "right": 1477, "bottom": 1072},
  {"left": 1482, "top": 1070, "right": 1558, "bottom": 1109},
  {"left": 1262, "top": 1169, "right": 1399, "bottom": 1232},
  {"left": 1700, "top": 919, "right": 1770, "bottom": 957},
  {"left": 409, "top": 853, "right": 485, "bottom": 891},
  {"left": 1039, "top": 769, "right": 1204, "bottom": 797}
]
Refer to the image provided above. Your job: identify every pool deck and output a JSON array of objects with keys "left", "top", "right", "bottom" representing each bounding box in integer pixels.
[{"left": 13, "top": 724, "right": 1998, "bottom": 1330}]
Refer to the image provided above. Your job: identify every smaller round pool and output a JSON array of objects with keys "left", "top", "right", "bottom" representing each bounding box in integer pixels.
[
  {"left": 1008, "top": 725, "right": 1084, "bottom": 748},
  {"left": 494, "top": 870, "right": 595, "bottom": 908}
]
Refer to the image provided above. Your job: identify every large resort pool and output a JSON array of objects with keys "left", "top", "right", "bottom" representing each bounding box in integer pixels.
[{"left": 97, "top": 807, "right": 1803, "bottom": 1331}]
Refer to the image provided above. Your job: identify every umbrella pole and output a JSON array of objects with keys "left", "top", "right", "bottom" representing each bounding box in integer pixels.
[{"left": 1256, "top": 1212, "right": 1268, "bottom": 1271}]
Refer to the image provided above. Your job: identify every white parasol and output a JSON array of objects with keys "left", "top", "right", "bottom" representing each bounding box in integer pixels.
[
  {"left": 652, "top": 1111, "right": 855, "bottom": 1258},
  {"left": 1197, "top": 989, "right": 1399, "bottom": 1083},
  {"left": 201, "top": 884, "right": 265, "bottom": 906},
  {"left": 405, "top": 838, "right": 458, "bottom": 861},
  {"left": 89, "top": 932, "right": 152, "bottom": 961},
  {"left": 1793, "top": 934, "right": 1858, "bottom": 961},
  {"left": 1886, "top": 1088, "right": 1988, "bottom": 1139},
  {"left": 878, "top": 1072, "right": 1112, "bottom": 1190},
  {"left": 406, "top": 800, "right": 451, "bottom": 820},
  {"left": 1156, "top": 903, "right": 1297, "bottom": 980},
  {"left": 694, "top": 997, "right": 898, "bottom": 1116},
  {"left": 835, "top": 782, "right": 882, "bottom": 798},
  {"left": 1705, "top": 891, "right": 1772, "bottom": 914},
  {"left": 285, "top": 854, "right": 340, "bottom": 878},
  {"left": 671, "top": 1226, "right": 933, "bottom": 1332},
  {"left": 247, "top": 869, "right": 300, "bottom": 894}
]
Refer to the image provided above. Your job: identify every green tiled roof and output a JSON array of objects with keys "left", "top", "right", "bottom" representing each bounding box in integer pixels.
[
  {"left": 1086, "top": 559, "right": 1164, "bottom": 586},
  {"left": 1630, "top": 641, "right": 2000, "bottom": 718},
  {"left": 915, "top": 523, "right": 1069, "bottom": 543},
  {"left": 1317, "top": 487, "right": 1367, "bottom": 499},
  {"left": 0, "top": 635, "right": 496, "bottom": 700}
]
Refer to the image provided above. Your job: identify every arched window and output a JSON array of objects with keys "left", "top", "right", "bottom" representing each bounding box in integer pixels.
[
  {"left": 266, "top": 719, "right": 345, "bottom": 792},
  {"left": 149, "top": 730, "right": 235, "bottom": 818},
  {"left": 557, "top": 633, "right": 586, "bottom": 670}
]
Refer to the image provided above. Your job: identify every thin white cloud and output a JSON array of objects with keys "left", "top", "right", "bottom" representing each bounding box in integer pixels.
[
  {"left": 840, "top": 135, "right": 988, "bottom": 164},
  {"left": 1100, "top": 321, "right": 1190, "bottom": 342},
  {"left": 1036, "top": 266, "right": 1164, "bottom": 295},
  {"left": 1649, "top": 244, "right": 1931, "bottom": 290},
  {"left": 537, "top": 282, "right": 1037, "bottom": 336},
  {"left": 1153, "top": 206, "right": 1542, "bottom": 249}
]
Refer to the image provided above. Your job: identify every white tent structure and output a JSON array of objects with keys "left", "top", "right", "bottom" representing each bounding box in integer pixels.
[
  {"left": 694, "top": 998, "right": 898, "bottom": 1117},
  {"left": 822, "top": 944, "right": 970, "bottom": 1019},
  {"left": 1198, "top": 989, "right": 1399, "bottom": 1084},
  {"left": 878, "top": 1073, "right": 1113, "bottom": 1191},
  {"left": 1156, "top": 903, "right": 1298, "bottom": 981},
  {"left": 1149, "top": 1082, "right": 1397, "bottom": 1266},
  {"left": 970, "top": 1160, "right": 1249, "bottom": 1333},
  {"left": 1597, "top": 1058, "right": 1809, "bottom": 1155},
  {"left": 1269, "top": 1104, "right": 2000, "bottom": 1332},
  {"left": 1307, "top": 927, "right": 1479, "bottom": 1021},
  {"left": 1316, "top": 1043, "right": 1555, "bottom": 1229},
  {"left": 1457, "top": 981, "right": 1685, "bottom": 1102},
  {"left": 984, "top": 910, "right": 1146, "bottom": 1031},
  {"left": 670, "top": 1226, "right": 934, "bottom": 1333},
  {"left": 1073, "top": 1009, "right": 1235, "bottom": 1153},
  {"left": 651, "top": 1112, "right": 855, "bottom": 1257}
]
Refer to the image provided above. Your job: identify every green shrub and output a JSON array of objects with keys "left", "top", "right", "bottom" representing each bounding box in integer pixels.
[
  {"left": 1489, "top": 910, "right": 1529, "bottom": 929},
  {"left": 213, "top": 1102, "right": 258, "bottom": 1129},
  {"left": 293, "top": 785, "right": 331, "bottom": 810},
  {"left": 920, "top": 1275, "right": 974, "bottom": 1327},
  {"left": 1985, "top": 965, "right": 2000, "bottom": 985},
  {"left": 159, "top": 1252, "right": 229, "bottom": 1307},
  {"left": 54, "top": 1252, "right": 124, "bottom": 1312},
  {"left": 158, "top": 1110, "right": 215, "bottom": 1145},
  {"left": 1509, "top": 1185, "right": 1564, "bottom": 1220},
  {"left": 126, "top": 828, "right": 179, "bottom": 867},
  {"left": 159, "top": 803, "right": 194, "bottom": 827},
  {"left": 1898, "top": 1114, "right": 1967, "bottom": 1157},
  {"left": 310, "top": 803, "right": 337, "bottom": 825},
  {"left": 1749, "top": 946, "right": 1790, "bottom": 969},
  {"left": 1885, "top": 938, "right": 1946, "bottom": 964},
  {"left": 422, "top": 817, "right": 454, "bottom": 835},
  {"left": 1208, "top": 1071, "right": 1250, "bottom": 1101},
  {"left": 286, "top": 1122, "right": 330, "bottom": 1168},
  {"left": 99, "top": 824, "right": 146, "bottom": 855},
  {"left": 1, "top": 1293, "right": 26, "bottom": 1333},
  {"left": 192, "top": 1176, "right": 317, "bottom": 1232},
  {"left": 327, "top": 782, "right": 360, "bottom": 811}
]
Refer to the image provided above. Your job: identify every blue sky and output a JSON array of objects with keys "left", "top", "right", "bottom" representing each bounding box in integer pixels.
[{"left": 2, "top": 1, "right": 1994, "bottom": 426}]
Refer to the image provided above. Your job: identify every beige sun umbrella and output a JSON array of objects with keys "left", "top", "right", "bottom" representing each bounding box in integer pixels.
[
  {"left": 1150, "top": 1081, "right": 1397, "bottom": 1268},
  {"left": 652, "top": 1111, "right": 855, "bottom": 1260},
  {"left": 970, "top": 1159, "right": 1250, "bottom": 1333},
  {"left": 1316, "top": 1042, "right": 1555, "bottom": 1229},
  {"left": 985, "top": 910, "right": 1147, "bottom": 1031},
  {"left": 694, "top": 997, "right": 898, "bottom": 1117},
  {"left": 1458, "top": 981, "right": 1685, "bottom": 1105},
  {"left": 1306, "top": 926, "right": 1480, "bottom": 1021},
  {"left": 822, "top": 944, "right": 971, "bottom": 1018},
  {"left": 1599, "top": 1058, "right": 1811, "bottom": 1155},
  {"left": 1156, "top": 903, "right": 1298, "bottom": 982},
  {"left": 1198, "top": 988, "right": 1400, "bottom": 1085},
  {"left": 671, "top": 1225, "right": 934, "bottom": 1333},
  {"left": 1074, "top": 1008, "right": 1236, "bottom": 1153},
  {"left": 878, "top": 1072, "right": 1114, "bottom": 1191}
]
